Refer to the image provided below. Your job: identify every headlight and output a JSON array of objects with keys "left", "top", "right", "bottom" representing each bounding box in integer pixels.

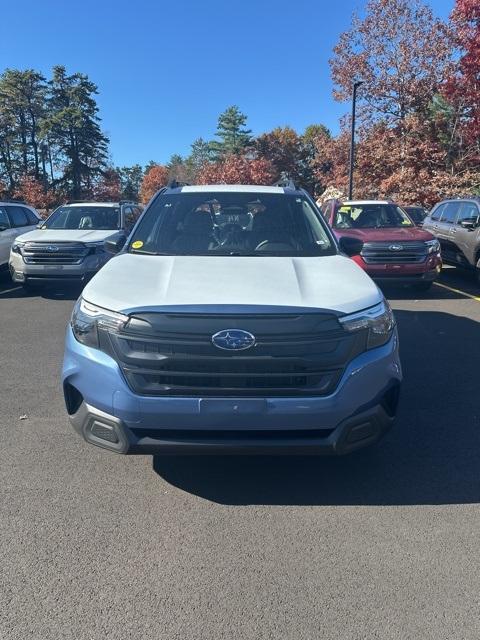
[
  {"left": 11, "top": 242, "right": 24, "bottom": 254},
  {"left": 71, "top": 297, "right": 128, "bottom": 348},
  {"left": 425, "top": 239, "right": 440, "bottom": 254},
  {"left": 339, "top": 300, "right": 395, "bottom": 349}
]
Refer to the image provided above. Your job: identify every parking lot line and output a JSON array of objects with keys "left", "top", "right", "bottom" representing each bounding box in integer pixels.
[{"left": 434, "top": 281, "right": 480, "bottom": 302}]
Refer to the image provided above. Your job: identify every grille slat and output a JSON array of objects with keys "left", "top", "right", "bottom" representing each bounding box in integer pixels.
[
  {"left": 361, "top": 241, "right": 427, "bottom": 264},
  {"left": 101, "top": 312, "right": 367, "bottom": 397},
  {"left": 22, "top": 242, "right": 89, "bottom": 265}
]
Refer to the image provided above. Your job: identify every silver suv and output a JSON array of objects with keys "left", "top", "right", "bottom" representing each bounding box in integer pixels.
[
  {"left": 9, "top": 201, "right": 142, "bottom": 289},
  {"left": 63, "top": 183, "right": 402, "bottom": 456},
  {"left": 423, "top": 197, "right": 480, "bottom": 282},
  {"left": 0, "top": 202, "right": 42, "bottom": 269}
]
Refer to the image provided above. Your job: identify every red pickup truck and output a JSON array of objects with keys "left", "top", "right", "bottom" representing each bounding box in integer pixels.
[{"left": 320, "top": 200, "right": 442, "bottom": 291}]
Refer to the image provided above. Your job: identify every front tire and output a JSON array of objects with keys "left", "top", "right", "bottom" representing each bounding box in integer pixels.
[{"left": 474, "top": 268, "right": 480, "bottom": 286}]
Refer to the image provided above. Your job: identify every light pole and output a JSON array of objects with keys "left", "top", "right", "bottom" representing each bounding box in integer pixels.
[{"left": 348, "top": 80, "right": 363, "bottom": 200}]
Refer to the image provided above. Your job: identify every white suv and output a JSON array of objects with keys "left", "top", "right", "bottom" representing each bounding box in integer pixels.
[
  {"left": 9, "top": 201, "right": 142, "bottom": 289},
  {"left": 0, "top": 202, "right": 42, "bottom": 269}
]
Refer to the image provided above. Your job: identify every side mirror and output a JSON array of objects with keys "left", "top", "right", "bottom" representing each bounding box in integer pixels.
[
  {"left": 460, "top": 220, "right": 477, "bottom": 230},
  {"left": 36, "top": 222, "right": 43, "bottom": 229},
  {"left": 104, "top": 232, "right": 126, "bottom": 254},
  {"left": 339, "top": 235, "right": 363, "bottom": 257}
]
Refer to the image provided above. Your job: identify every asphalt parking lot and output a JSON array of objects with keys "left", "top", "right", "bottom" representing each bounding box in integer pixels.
[{"left": 1, "top": 268, "right": 480, "bottom": 640}]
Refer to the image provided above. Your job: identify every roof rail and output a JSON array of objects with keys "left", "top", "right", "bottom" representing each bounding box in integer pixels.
[
  {"left": 167, "top": 179, "right": 190, "bottom": 190},
  {"left": 119, "top": 200, "right": 135, "bottom": 205},
  {"left": 4, "top": 198, "right": 26, "bottom": 204},
  {"left": 273, "top": 175, "right": 297, "bottom": 190}
]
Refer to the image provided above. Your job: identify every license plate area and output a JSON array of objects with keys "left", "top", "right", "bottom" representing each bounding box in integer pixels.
[{"left": 199, "top": 399, "right": 267, "bottom": 415}]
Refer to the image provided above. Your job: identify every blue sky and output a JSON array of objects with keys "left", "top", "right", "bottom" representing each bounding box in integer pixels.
[{"left": 0, "top": 0, "right": 454, "bottom": 167}]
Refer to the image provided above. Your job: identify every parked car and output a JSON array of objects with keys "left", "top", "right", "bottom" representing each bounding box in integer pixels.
[
  {"left": 402, "top": 205, "right": 429, "bottom": 226},
  {"left": 0, "top": 201, "right": 42, "bottom": 269},
  {"left": 9, "top": 201, "right": 142, "bottom": 289},
  {"left": 63, "top": 182, "right": 402, "bottom": 456},
  {"left": 423, "top": 197, "right": 480, "bottom": 283},
  {"left": 320, "top": 199, "right": 442, "bottom": 291}
]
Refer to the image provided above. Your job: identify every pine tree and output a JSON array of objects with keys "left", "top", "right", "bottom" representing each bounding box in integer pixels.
[
  {"left": 0, "top": 69, "right": 47, "bottom": 184},
  {"left": 209, "top": 106, "right": 252, "bottom": 159},
  {"left": 42, "top": 65, "right": 109, "bottom": 198},
  {"left": 117, "top": 164, "right": 144, "bottom": 201}
]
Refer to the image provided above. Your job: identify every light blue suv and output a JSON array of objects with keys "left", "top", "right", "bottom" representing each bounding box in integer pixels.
[{"left": 62, "top": 182, "right": 402, "bottom": 455}]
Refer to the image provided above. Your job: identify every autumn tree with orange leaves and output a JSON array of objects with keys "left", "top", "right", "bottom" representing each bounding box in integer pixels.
[
  {"left": 13, "top": 176, "right": 58, "bottom": 212},
  {"left": 197, "top": 155, "right": 276, "bottom": 186},
  {"left": 139, "top": 165, "right": 169, "bottom": 203}
]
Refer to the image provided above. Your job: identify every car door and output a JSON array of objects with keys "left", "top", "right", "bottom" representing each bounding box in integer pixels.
[
  {"left": 450, "top": 201, "right": 480, "bottom": 267},
  {"left": 423, "top": 202, "right": 445, "bottom": 235},
  {"left": 22, "top": 206, "right": 41, "bottom": 231},
  {"left": 434, "top": 201, "right": 461, "bottom": 263},
  {"left": 0, "top": 206, "right": 16, "bottom": 265},
  {"left": 6, "top": 204, "right": 36, "bottom": 239}
]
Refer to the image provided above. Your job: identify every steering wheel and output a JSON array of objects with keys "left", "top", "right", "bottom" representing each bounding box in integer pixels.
[{"left": 254, "top": 239, "right": 295, "bottom": 252}]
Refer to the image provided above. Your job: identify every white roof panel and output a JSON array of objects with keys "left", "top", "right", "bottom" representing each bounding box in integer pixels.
[{"left": 180, "top": 185, "right": 285, "bottom": 194}]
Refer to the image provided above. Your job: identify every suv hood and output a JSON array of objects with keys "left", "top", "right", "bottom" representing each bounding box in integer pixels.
[
  {"left": 82, "top": 254, "right": 382, "bottom": 316},
  {"left": 16, "top": 229, "right": 118, "bottom": 244},
  {"left": 333, "top": 226, "right": 434, "bottom": 242}
]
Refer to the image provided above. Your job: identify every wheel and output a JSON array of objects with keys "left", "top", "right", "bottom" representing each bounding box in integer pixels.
[
  {"left": 475, "top": 266, "right": 480, "bottom": 286},
  {"left": 414, "top": 281, "right": 433, "bottom": 292}
]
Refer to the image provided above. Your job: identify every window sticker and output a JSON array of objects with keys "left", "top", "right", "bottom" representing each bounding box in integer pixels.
[{"left": 132, "top": 240, "right": 144, "bottom": 249}]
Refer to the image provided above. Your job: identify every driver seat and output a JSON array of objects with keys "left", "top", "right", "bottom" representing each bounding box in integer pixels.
[
  {"left": 250, "top": 210, "right": 292, "bottom": 250},
  {"left": 79, "top": 216, "right": 93, "bottom": 229}
]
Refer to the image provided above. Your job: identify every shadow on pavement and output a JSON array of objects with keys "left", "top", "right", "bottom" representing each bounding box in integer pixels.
[
  {"left": 0, "top": 272, "right": 82, "bottom": 301},
  {"left": 153, "top": 309, "right": 480, "bottom": 505},
  {"left": 436, "top": 266, "right": 479, "bottom": 297}
]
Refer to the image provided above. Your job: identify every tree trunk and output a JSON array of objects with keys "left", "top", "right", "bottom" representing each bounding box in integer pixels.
[
  {"left": 19, "top": 112, "right": 28, "bottom": 173},
  {"left": 30, "top": 110, "right": 40, "bottom": 179}
]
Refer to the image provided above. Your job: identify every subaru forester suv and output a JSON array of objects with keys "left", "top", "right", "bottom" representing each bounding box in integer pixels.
[
  {"left": 63, "top": 183, "right": 402, "bottom": 455},
  {"left": 423, "top": 197, "right": 480, "bottom": 283},
  {"left": 321, "top": 199, "right": 441, "bottom": 290},
  {"left": 9, "top": 201, "right": 142, "bottom": 289}
]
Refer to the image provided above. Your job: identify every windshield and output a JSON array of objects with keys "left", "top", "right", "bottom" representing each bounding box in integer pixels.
[
  {"left": 128, "top": 192, "right": 335, "bottom": 257},
  {"left": 334, "top": 203, "right": 414, "bottom": 229},
  {"left": 44, "top": 206, "right": 120, "bottom": 230}
]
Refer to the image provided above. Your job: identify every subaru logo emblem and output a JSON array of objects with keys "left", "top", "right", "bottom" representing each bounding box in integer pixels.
[
  {"left": 212, "top": 329, "right": 256, "bottom": 351},
  {"left": 46, "top": 245, "right": 59, "bottom": 252},
  {"left": 389, "top": 244, "right": 403, "bottom": 251}
]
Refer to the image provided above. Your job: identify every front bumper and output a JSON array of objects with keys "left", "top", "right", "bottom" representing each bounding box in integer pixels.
[
  {"left": 360, "top": 256, "right": 442, "bottom": 284},
  {"left": 9, "top": 251, "right": 109, "bottom": 284},
  {"left": 62, "top": 326, "right": 402, "bottom": 455}
]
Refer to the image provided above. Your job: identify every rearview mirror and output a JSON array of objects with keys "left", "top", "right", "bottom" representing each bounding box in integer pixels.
[
  {"left": 460, "top": 220, "right": 477, "bottom": 230},
  {"left": 104, "top": 233, "right": 126, "bottom": 254},
  {"left": 339, "top": 235, "right": 363, "bottom": 257}
]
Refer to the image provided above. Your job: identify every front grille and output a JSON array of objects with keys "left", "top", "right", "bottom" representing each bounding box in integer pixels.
[
  {"left": 101, "top": 312, "right": 367, "bottom": 397},
  {"left": 22, "top": 242, "right": 89, "bottom": 265},
  {"left": 361, "top": 241, "right": 427, "bottom": 264}
]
